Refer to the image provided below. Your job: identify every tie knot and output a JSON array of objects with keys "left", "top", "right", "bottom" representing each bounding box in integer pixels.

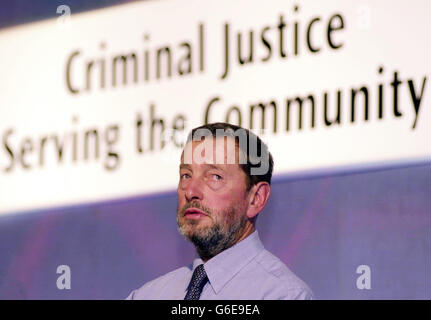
[
  {"left": 190, "top": 264, "right": 208, "bottom": 287},
  {"left": 184, "top": 264, "right": 208, "bottom": 300}
]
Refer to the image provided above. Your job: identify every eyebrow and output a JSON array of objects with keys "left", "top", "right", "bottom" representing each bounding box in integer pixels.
[
  {"left": 180, "top": 164, "right": 191, "bottom": 170},
  {"left": 204, "top": 164, "right": 225, "bottom": 172},
  {"left": 179, "top": 163, "right": 226, "bottom": 172}
]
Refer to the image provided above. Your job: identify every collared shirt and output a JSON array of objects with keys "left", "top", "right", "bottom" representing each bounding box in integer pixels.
[{"left": 126, "top": 231, "right": 313, "bottom": 300}]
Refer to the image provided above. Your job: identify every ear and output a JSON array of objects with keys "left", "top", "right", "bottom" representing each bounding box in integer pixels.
[{"left": 246, "top": 182, "right": 271, "bottom": 220}]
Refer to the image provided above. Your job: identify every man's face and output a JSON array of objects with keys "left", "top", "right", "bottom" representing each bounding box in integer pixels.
[{"left": 177, "top": 137, "right": 250, "bottom": 259}]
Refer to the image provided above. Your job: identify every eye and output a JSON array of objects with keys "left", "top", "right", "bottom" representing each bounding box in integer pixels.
[
  {"left": 180, "top": 173, "right": 191, "bottom": 180},
  {"left": 212, "top": 174, "right": 222, "bottom": 181}
]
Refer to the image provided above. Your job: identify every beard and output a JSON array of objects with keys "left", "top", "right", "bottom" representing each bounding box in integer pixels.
[{"left": 177, "top": 201, "right": 248, "bottom": 261}]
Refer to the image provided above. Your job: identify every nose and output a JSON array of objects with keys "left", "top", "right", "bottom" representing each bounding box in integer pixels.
[{"left": 183, "top": 177, "right": 204, "bottom": 202}]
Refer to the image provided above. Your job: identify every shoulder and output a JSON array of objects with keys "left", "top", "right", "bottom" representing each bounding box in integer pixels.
[
  {"left": 251, "top": 249, "right": 314, "bottom": 300},
  {"left": 126, "top": 266, "right": 190, "bottom": 300}
]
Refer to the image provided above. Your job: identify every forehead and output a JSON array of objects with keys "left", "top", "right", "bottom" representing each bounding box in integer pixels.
[{"left": 181, "top": 136, "right": 243, "bottom": 166}]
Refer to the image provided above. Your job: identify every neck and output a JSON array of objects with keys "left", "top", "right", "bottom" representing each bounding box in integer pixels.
[
  {"left": 236, "top": 223, "right": 255, "bottom": 243},
  {"left": 199, "top": 223, "right": 256, "bottom": 262}
]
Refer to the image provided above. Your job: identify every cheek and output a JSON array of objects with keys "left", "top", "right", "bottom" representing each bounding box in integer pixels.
[
  {"left": 177, "top": 190, "right": 186, "bottom": 206},
  {"left": 206, "top": 191, "right": 231, "bottom": 208},
  {"left": 208, "top": 191, "right": 245, "bottom": 216}
]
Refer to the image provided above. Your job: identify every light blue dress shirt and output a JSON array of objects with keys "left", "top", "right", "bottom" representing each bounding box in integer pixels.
[{"left": 127, "top": 231, "right": 313, "bottom": 300}]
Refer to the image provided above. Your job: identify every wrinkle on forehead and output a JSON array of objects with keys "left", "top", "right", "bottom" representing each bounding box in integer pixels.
[{"left": 181, "top": 136, "right": 246, "bottom": 166}]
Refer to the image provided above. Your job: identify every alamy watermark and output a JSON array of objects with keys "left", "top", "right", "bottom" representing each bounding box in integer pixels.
[
  {"left": 182, "top": 127, "right": 270, "bottom": 176},
  {"left": 56, "top": 265, "right": 71, "bottom": 290},
  {"left": 356, "top": 264, "right": 371, "bottom": 290},
  {"left": 56, "top": 5, "right": 72, "bottom": 29}
]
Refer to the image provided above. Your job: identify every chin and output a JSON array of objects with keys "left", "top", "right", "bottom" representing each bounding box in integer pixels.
[{"left": 182, "top": 223, "right": 212, "bottom": 240}]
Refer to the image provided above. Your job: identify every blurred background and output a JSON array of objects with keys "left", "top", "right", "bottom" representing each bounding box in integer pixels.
[{"left": 0, "top": 0, "right": 430, "bottom": 299}]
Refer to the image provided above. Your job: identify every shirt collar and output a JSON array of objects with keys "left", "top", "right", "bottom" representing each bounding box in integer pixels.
[{"left": 192, "top": 230, "right": 264, "bottom": 295}]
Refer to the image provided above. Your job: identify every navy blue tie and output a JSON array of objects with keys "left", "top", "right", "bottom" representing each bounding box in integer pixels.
[{"left": 184, "top": 264, "right": 208, "bottom": 300}]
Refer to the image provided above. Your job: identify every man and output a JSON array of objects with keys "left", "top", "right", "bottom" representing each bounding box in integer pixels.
[{"left": 127, "top": 122, "right": 313, "bottom": 300}]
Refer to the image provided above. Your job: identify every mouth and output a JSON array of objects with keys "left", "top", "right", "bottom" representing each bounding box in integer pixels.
[{"left": 184, "top": 208, "right": 209, "bottom": 220}]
